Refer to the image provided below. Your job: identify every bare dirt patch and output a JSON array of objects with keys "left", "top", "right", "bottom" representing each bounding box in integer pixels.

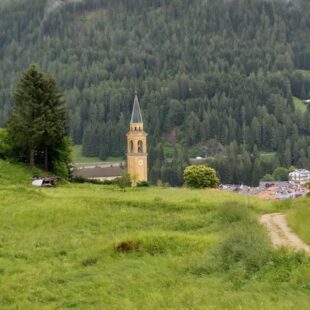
[{"left": 260, "top": 213, "right": 310, "bottom": 253}]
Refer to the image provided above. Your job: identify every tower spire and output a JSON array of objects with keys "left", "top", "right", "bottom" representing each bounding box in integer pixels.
[{"left": 130, "top": 92, "right": 143, "bottom": 124}]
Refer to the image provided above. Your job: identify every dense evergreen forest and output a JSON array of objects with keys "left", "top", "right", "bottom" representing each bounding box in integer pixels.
[{"left": 1, "top": 0, "right": 310, "bottom": 185}]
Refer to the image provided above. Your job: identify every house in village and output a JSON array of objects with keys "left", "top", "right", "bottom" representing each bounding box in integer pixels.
[{"left": 289, "top": 169, "right": 310, "bottom": 186}]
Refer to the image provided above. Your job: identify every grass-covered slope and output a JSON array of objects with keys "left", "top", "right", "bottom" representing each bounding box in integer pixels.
[
  {"left": 72, "top": 145, "right": 123, "bottom": 163},
  {"left": 287, "top": 199, "right": 310, "bottom": 244},
  {"left": 293, "top": 97, "right": 307, "bottom": 113},
  {"left": 296, "top": 69, "right": 310, "bottom": 79},
  {"left": 0, "top": 160, "right": 33, "bottom": 185},
  {"left": 0, "top": 160, "right": 310, "bottom": 309}
]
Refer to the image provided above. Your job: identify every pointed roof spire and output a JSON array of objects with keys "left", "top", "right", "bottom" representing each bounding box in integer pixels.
[{"left": 130, "top": 91, "right": 143, "bottom": 123}]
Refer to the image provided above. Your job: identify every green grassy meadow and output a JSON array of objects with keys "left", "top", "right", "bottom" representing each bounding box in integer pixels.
[
  {"left": 287, "top": 199, "right": 310, "bottom": 244},
  {"left": 72, "top": 144, "right": 101, "bottom": 163},
  {"left": 0, "top": 160, "right": 310, "bottom": 309},
  {"left": 72, "top": 145, "right": 123, "bottom": 163},
  {"left": 293, "top": 97, "right": 307, "bottom": 113},
  {"left": 296, "top": 69, "right": 310, "bottom": 78}
]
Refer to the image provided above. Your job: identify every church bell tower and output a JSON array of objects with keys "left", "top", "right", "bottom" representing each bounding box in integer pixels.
[{"left": 127, "top": 92, "right": 148, "bottom": 184}]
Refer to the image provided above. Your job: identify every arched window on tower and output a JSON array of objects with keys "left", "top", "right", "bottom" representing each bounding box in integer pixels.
[
  {"left": 138, "top": 140, "right": 143, "bottom": 153},
  {"left": 130, "top": 141, "right": 134, "bottom": 153}
]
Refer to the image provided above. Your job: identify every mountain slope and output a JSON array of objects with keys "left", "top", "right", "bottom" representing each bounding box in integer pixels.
[{"left": 0, "top": 0, "right": 310, "bottom": 184}]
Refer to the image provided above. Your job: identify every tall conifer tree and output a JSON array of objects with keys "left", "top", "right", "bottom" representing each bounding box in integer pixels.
[{"left": 7, "top": 65, "right": 69, "bottom": 172}]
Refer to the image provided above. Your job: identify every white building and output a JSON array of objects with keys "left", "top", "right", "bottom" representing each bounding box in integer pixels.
[{"left": 289, "top": 169, "right": 310, "bottom": 186}]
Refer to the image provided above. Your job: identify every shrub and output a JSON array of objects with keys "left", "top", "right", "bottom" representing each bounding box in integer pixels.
[
  {"left": 272, "top": 167, "right": 289, "bottom": 181},
  {"left": 261, "top": 249, "right": 310, "bottom": 284},
  {"left": 32, "top": 167, "right": 43, "bottom": 178},
  {"left": 193, "top": 203, "right": 273, "bottom": 278},
  {"left": 183, "top": 165, "right": 219, "bottom": 188},
  {"left": 137, "top": 181, "right": 150, "bottom": 187},
  {"left": 53, "top": 160, "right": 69, "bottom": 178},
  {"left": 0, "top": 128, "right": 11, "bottom": 159},
  {"left": 117, "top": 173, "right": 132, "bottom": 190},
  {"left": 70, "top": 176, "right": 88, "bottom": 183},
  {"left": 70, "top": 176, "right": 119, "bottom": 185},
  {"left": 217, "top": 202, "right": 255, "bottom": 225},
  {"left": 228, "top": 263, "right": 247, "bottom": 288},
  {"left": 215, "top": 224, "right": 272, "bottom": 274},
  {"left": 116, "top": 241, "right": 142, "bottom": 253},
  {"left": 262, "top": 174, "right": 274, "bottom": 182},
  {"left": 86, "top": 178, "right": 105, "bottom": 185},
  {"left": 102, "top": 179, "right": 115, "bottom": 185}
]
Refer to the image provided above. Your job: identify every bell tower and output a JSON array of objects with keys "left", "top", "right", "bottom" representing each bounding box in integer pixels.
[{"left": 127, "top": 92, "right": 148, "bottom": 184}]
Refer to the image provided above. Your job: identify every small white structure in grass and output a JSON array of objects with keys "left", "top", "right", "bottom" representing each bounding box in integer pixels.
[
  {"left": 32, "top": 179, "right": 43, "bottom": 187},
  {"left": 289, "top": 169, "right": 310, "bottom": 186}
]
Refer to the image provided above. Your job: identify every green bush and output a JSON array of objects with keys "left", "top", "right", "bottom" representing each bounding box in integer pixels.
[
  {"left": 217, "top": 202, "right": 255, "bottom": 225},
  {"left": 262, "top": 174, "right": 275, "bottom": 182},
  {"left": 117, "top": 173, "right": 132, "bottom": 190},
  {"left": 261, "top": 249, "right": 310, "bottom": 284},
  {"left": 137, "top": 181, "right": 150, "bottom": 187},
  {"left": 272, "top": 167, "right": 289, "bottom": 181},
  {"left": 183, "top": 165, "right": 219, "bottom": 188},
  {"left": 32, "top": 167, "right": 43, "bottom": 178},
  {"left": 53, "top": 160, "right": 69, "bottom": 178},
  {"left": 0, "top": 128, "right": 11, "bottom": 159},
  {"left": 215, "top": 224, "right": 272, "bottom": 274},
  {"left": 201, "top": 203, "right": 273, "bottom": 277},
  {"left": 70, "top": 176, "right": 88, "bottom": 183},
  {"left": 70, "top": 176, "right": 117, "bottom": 185}
]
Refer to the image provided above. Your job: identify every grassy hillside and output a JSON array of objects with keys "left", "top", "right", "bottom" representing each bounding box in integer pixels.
[
  {"left": 293, "top": 97, "right": 307, "bottom": 113},
  {"left": 1, "top": 160, "right": 310, "bottom": 309},
  {"left": 296, "top": 69, "right": 310, "bottom": 79},
  {"left": 287, "top": 199, "right": 310, "bottom": 244},
  {"left": 72, "top": 145, "right": 102, "bottom": 163},
  {"left": 0, "top": 160, "right": 33, "bottom": 185},
  {"left": 72, "top": 145, "right": 123, "bottom": 163}
]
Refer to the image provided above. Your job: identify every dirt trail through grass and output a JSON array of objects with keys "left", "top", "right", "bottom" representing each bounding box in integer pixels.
[{"left": 260, "top": 213, "right": 310, "bottom": 253}]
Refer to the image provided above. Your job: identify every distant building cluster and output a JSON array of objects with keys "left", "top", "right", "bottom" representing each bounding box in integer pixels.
[
  {"left": 220, "top": 169, "right": 310, "bottom": 200},
  {"left": 289, "top": 169, "right": 310, "bottom": 186}
]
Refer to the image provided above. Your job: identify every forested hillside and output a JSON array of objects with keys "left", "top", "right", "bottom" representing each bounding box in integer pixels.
[{"left": 1, "top": 0, "right": 310, "bottom": 185}]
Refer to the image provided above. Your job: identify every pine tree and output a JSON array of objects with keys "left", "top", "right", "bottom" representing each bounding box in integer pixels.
[
  {"left": 39, "top": 73, "right": 67, "bottom": 170},
  {"left": 7, "top": 66, "right": 44, "bottom": 167},
  {"left": 7, "top": 65, "right": 69, "bottom": 172}
]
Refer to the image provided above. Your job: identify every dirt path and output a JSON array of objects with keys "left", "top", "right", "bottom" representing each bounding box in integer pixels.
[{"left": 260, "top": 213, "right": 310, "bottom": 253}]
